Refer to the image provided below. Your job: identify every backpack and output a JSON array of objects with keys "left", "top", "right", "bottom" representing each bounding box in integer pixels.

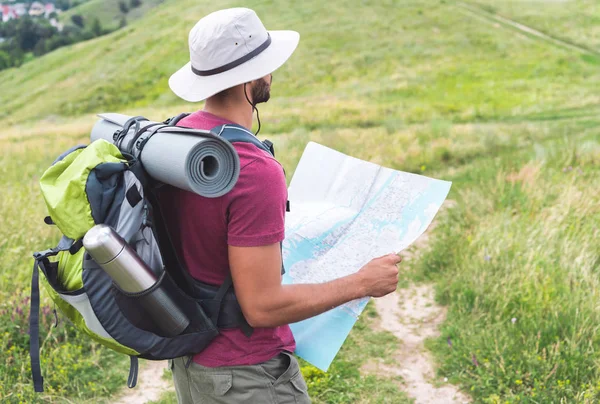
[{"left": 29, "top": 114, "right": 279, "bottom": 392}]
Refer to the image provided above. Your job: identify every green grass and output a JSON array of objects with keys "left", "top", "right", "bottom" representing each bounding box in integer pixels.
[
  {"left": 1, "top": 0, "right": 600, "bottom": 402},
  {"left": 60, "top": 0, "right": 166, "bottom": 31},
  {"left": 415, "top": 125, "right": 600, "bottom": 402},
  {"left": 466, "top": 0, "right": 600, "bottom": 52},
  {"left": 0, "top": 132, "right": 129, "bottom": 403}
]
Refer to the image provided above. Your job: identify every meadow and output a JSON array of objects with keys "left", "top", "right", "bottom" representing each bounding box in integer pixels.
[
  {"left": 60, "top": 0, "right": 167, "bottom": 31},
  {"left": 1, "top": 0, "right": 599, "bottom": 402}
]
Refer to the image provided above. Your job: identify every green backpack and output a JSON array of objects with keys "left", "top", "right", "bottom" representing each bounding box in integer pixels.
[{"left": 30, "top": 116, "right": 276, "bottom": 392}]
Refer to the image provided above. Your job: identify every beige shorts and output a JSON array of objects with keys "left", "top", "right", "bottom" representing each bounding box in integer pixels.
[{"left": 170, "top": 351, "right": 311, "bottom": 404}]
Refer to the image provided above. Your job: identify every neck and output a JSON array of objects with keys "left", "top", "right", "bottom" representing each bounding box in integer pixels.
[{"left": 203, "top": 86, "right": 254, "bottom": 130}]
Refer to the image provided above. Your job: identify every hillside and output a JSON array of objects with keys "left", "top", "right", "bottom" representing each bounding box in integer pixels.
[
  {"left": 1, "top": 0, "right": 600, "bottom": 403},
  {"left": 1, "top": 0, "right": 600, "bottom": 132},
  {"left": 470, "top": 0, "right": 600, "bottom": 52},
  {"left": 59, "top": 0, "right": 166, "bottom": 31}
]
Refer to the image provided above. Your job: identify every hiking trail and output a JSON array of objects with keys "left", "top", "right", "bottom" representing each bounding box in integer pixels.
[
  {"left": 362, "top": 201, "right": 470, "bottom": 403},
  {"left": 365, "top": 285, "right": 470, "bottom": 403},
  {"left": 454, "top": 1, "right": 599, "bottom": 57}
]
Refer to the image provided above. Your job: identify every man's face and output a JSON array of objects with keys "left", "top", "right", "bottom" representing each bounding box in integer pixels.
[{"left": 251, "top": 74, "right": 272, "bottom": 105}]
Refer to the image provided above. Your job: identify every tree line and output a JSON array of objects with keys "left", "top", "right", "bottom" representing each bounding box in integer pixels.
[{"left": 0, "top": 0, "right": 143, "bottom": 71}]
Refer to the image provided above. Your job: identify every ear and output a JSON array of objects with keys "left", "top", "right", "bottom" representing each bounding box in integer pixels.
[{"left": 247, "top": 78, "right": 260, "bottom": 87}]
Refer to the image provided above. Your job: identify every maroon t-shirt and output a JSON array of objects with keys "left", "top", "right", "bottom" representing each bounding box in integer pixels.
[{"left": 158, "top": 111, "right": 296, "bottom": 367}]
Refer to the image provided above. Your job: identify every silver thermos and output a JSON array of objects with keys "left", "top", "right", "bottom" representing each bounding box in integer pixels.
[{"left": 83, "top": 224, "right": 190, "bottom": 337}]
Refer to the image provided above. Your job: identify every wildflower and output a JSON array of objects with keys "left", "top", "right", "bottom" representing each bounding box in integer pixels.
[{"left": 511, "top": 318, "right": 517, "bottom": 324}]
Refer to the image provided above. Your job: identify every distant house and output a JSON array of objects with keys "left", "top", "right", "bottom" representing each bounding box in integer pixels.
[
  {"left": 2, "top": 5, "right": 9, "bottom": 22},
  {"left": 49, "top": 17, "right": 63, "bottom": 31},
  {"left": 1, "top": 4, "right": 17, "bottom": 22},
  {"left": 1, "top": 2, "right": 60, "bottom": 22},
  {"left": 44, "top": 2, "right": 54, "bottom": 18},
  {"left": 29, "top": 1, "right": 45, "bottom": 17},
  {"left": 13, "top": 3, "right": 27, "bottom": 17}
]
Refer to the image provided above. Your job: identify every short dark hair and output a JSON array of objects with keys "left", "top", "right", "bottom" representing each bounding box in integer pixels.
[{"left": 211, "top": 87, "right": 232, "bottom": 100}]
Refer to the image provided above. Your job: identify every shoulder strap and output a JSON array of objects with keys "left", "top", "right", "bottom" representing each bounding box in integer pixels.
[
  {"left": 30, "top": 237, "right": 76, "bottom": 393},
  {"left": 127, "top": 356, "right": 138, "bottom": 388},
  {"left": 164, "top": 115, "right": 274, "bottom": 156},
  {"left": 212, "top": 124, "right": 285, "bottom": 276},
  {"left": 30, "top": 259, "right": 44, "bottom": 392},
  {"left": 212, "top": 124, "right": 274, "bottom": 156}
]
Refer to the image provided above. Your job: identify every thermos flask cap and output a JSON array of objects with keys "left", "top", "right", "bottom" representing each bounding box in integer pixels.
[{"left": 83, "top": 224, "right": 126, "bottom": 264}]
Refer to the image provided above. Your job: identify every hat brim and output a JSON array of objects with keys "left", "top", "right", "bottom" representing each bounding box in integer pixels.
[{"left": 169, "top": 30, "right": 299, "bottom": 102}]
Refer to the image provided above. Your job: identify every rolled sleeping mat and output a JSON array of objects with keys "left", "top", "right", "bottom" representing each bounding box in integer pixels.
[{"left": 91, "top": 113, "right": 240, "bottom": 198}]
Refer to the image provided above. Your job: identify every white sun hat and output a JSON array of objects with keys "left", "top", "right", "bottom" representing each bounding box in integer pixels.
[{"left": 169, "top": 8, "right": 300, "bottom": 102}]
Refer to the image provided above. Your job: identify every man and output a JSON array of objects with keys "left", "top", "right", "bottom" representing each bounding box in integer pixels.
[{"left": 162, "top": 7, "right": 402, "bottom": 404}]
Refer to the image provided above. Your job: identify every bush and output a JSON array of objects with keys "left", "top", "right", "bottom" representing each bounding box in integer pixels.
[
  {"left": 71, "top": 14, "right": 85, "bottom": 28},
  {"left": 119, "top": 1, "right": 129, "bottom": 14},
  {"left": 33, "top": 38, "right": 47, "bottom": 56},
  {"left": 91, "top": 18, "right": 103, "bottom": 37},
  {"left": 0, "top": 50, "right": 10, "bottom": 70}
]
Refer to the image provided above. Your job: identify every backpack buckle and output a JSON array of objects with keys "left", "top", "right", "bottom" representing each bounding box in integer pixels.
[
  {"left": 33, "top": 248, "right": 59, "bottom": 260},
  {"left": 142, "top": 205, "right": 153, "bottom": 228},
  {"left": 68, "top": 239, "right": 84, "bottom": 255},
  {"left": 262, "top": 139, "right": 275, "bottom": 156}
]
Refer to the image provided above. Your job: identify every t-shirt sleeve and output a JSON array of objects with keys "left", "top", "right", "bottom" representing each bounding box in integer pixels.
[{"left": 227, "top": 157, "right": 287, "bottom": 247}]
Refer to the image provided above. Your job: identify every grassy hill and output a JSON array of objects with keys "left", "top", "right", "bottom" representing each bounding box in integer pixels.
[
  {"left": 2, "top": 0, "right": 600, "bottom": 131},
  {"left": 1, "top": 0, "right": 600, "bottom": 402},
  {"left": 469, "top": 0, "right": 600, "bottom": 52},
  {"left": 59, "top": 0, "right": 166, "bottom": 31}
]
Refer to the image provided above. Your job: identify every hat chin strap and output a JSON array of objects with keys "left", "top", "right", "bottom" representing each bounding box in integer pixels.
[{"left": 244, "top": 83, "right": 262, "bottom": 136}]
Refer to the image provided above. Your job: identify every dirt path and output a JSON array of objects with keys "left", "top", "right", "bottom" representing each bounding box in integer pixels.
[
  {"left": 366, "top": 286, "right": 470, "bottom": 403},
  {"left": 113, "top": 360, "right": 173, "bottom": 404},
  {"left": 362, "top": 201, "right": 469, "bottom": 403},
  {"left": 454, "top": 1, "right": 600, "bottom": 57}
]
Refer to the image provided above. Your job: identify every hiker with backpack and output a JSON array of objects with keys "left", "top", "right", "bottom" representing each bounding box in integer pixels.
[
  {"left": 30, "top": 7, "right": 401, "bottom": 404},
  {"left": 161, "top": 8, "right": 402, "bottom": 403}
]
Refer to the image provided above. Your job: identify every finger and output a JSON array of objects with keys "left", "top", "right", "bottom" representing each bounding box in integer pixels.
[{"left": 387, "top": 253, "right": 402, "bottom": 264}]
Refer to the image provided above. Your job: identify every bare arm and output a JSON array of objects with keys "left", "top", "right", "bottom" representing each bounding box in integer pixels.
[{"left": 229, "top": 242, "right": 401, "bottom": 328}]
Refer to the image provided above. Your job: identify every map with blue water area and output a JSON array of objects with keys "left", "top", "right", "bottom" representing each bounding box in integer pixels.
[{"left": 282, "top": 142, "right": 452, "bottom": 371}]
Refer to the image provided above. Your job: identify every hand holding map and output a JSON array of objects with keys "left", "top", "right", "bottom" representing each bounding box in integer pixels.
[
  {"left": 282, "top": 142, "right": 452, "bottom": 371},
  {"left": 356, "top": 253, "right": 402, "bottom": 297}
]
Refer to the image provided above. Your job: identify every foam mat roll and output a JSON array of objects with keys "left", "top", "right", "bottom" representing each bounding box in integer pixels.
[{"left": 91, "top": 113, "right": 240, "bottom": 198}]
